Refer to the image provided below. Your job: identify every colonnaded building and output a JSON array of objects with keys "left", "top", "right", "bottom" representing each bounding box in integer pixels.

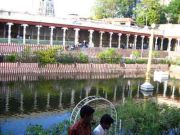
[{"left": 0, "top": 8, "right": 180, "bottom": 56}]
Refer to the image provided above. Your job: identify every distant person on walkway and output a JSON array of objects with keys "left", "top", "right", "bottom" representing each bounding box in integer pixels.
[
  {"left": 93, "top": 114, "right": 114, "bottom": 135},
  {"left": 69, "top": 105, "right": 95, "bottom": 135}
]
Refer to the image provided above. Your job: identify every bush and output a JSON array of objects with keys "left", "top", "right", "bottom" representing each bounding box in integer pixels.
[
  {"left": 76, "top": 53, "right": 88, "bottom": 63},
  {"left": 97, "top": 48, "right": 121, "bottom": 64},
  {"left": 132, "top": 50, "right": 141, "bottom": 59},
  {"left": 6, "top": 53, "right": 18, "bottom": 62}
]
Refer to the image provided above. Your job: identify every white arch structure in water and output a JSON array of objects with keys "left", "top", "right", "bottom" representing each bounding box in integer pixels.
[{"left": 70, "top": 96, "right": 117, "bottom": 127}]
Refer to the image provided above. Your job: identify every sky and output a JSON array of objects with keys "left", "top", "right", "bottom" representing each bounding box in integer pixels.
[{"left": 0, "top": 0, "right": 95, "bottom": 17}]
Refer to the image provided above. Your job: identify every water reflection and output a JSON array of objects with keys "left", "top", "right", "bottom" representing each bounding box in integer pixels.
[{"left": 0, "top": 76, "right": 179, "bottom": 116}]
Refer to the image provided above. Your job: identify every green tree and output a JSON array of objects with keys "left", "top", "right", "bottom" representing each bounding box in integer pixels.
[
  {"left": 135, "top": 0, "right": 162, "bottom": 26},
  {"left": 165, "top": 0, "right": 180, "bottom": 23},
  {"left": 92, "top": 0, "right": 135, "bottom": 19}
]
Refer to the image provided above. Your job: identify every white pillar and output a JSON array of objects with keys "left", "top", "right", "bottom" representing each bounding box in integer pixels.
[
  {"left": 22, "top": 24, "right": 28, "bottom": 44},
  {"left": 7, "top": 23, "right": 13, "bottom": 44},
  {"left": 36, "top": 25, "right": 42, "bottom": 45},
  {"left": 118, "top": 33, "right": 122, "bottom": 48},
  {"left": 177, "top": 38, "right": 180, "bottom": 52},
  {"left": 134, "top": 35, "right": 137, "bottom": 49},
  {"left": 88, "top": 30, "right": 94, "bottom": 47},
  {"left": 155, "top": 37, "right": 158, "bottom": 50},
  {"left": 171, "top": 86, "right": 175, "bottom": 99},
  {"left": 126, "top": 34, "right": 130, "bottom": 49},
  {"left": 161, "top": 37, "right": 164, "bottom": 50},
  {"left": 50, "top": 26, "right": 55, "bottom": 45},
  {"left": 74, "top": 28, "right": 80, "bottom": 46},
  {"left": 99, "top": 31, "right": 104, "bottom": 48},
  {"left": 167, "top": 37, "right": 172, "bottom": 52},
  {"left": 163, "top": 81, "right": 168, "bottom": 97},
  {"left": 109, "top": 32, "right": 113, "bottom": 48},
  {"left": 141, "top": 35, "right": 145, "bottom": 58},
  {"left": 62, "top": 27, "right": 68, "bottom": 49}
]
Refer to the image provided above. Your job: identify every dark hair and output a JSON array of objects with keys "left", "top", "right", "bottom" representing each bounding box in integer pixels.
[
  {"left": 100, "top": 114, "right": 114, "bottom": 125},
  {"left": 80, "top": 105, "right": 95, "bottom": 118}
]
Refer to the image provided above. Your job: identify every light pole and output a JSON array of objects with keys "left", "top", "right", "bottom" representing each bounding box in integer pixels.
[{"left": 140, "top": 24, "right": 155, "bottom": 96}]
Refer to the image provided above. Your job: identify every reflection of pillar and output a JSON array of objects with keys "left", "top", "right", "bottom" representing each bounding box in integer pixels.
[
  {"left": 113, "top": 86, "right": 117, "bottom": 102},
  {"left": 126, "top": 34, "right": 130, "bottom": 49},
  {"left": 156, "top": 82, "right": 159, "bottom": 94},
  {"left": 137, "top": 82, "right": 140, "bottom": 98},
  {"left": 36, "top": 25, "right": 42, "bottom": 45},
  {"left": 109, "top": 32, "right": 113, "bottom": 48},
  {"left": 5, "top": 90, "right": 9, "bottom": 112},
  {"left": 163, "top": 81, "right": 168, "bottom": 97},
  {"left": 161, "top": 38, "right": 164, "bottom": 50},
  {"left": 128, "top": 80, "right": 132, "bottom": 98},
  {"left": 74, "top": 28, "right": 80, "bottom": 45},
  {"left": 177, "top": 39, "right": 180, "bottom": 52},
  {"left": 118, "top": 33, "right": 122, "bottom": 48},
  {"left": 7, "top": 23, "right": 13, "bottom": 44},
  {"left": 122, "top": 86, "right": 125, "bottom": 104},
  {"left": 22, "top": 24, "right": 28, "bottom": 44},
  {"left": 50, "top": 26, "right": 55, "bottom": 45},
  {"left": 71, "top": 89, "right": 75, "bottom": 105},
  {"left": 46, "top": 93, "right": 50, "bottom": 109},
  {"left": 59, "top": 91, "right": 63, "bottom": 108},
  {"left": 171, "top": 86, "right": 175, "bottom": 99},
  {"left": 34, "top": 91, "right": 37, "bottom": 109},
  {"left": 96, "top": 89, "right": 99, "bottom": 96},
  {"left": 105, "top": 91, "right": 107, "bottom": 99},
  {"left": 99, "top": 31, "right": 104, "bottom": 48},
  {"left": 20, "top": 93, "right": 24, "bottom": 112},
  {"left": 134, "top": 35, "right": 137, "bottom": 49}
]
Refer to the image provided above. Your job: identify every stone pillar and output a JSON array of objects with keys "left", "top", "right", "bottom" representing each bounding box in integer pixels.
[
  {"left": 109, "top": 32, "right": 113, "bottom": 48},
  {"left": 62, "top": 27, "right": 68, "bottom": 49},
  {"left": 74, "top": 28, "right": 80, "bottom": 46},
  {"left": 99, "top": 31, "right": 104, "bottom": 48},
  {"left": 177, "top": 39, "right": 180, "bottom": 52},
  {"left": 118, "top": 33, "right": 122, "bottom": 48},
  {"left": 171, "top": 86, "right": 175, "bottom": 99},
  {"left": 155, "top": 37, "right": 158, "bottom": 50},
  {"left": 50, "top": 26, "right": 55, "bottom": 45},
  {"left": 134, "top": 35, "right": 137, "bottom": 49},
  {"left": 7, "top": 22, "right": 13, "bottom": 44},
  {"left": 161, "top": 38, "right": 164, "bottom": 50},
  {"left": 126, "top": 34, "right": 130, "bottom": 49},
  {"left": 141, "top": 36, "right": 145, "bottom": 58},
  {"left": 88, "top": 30, "right": 94, "bottom": 47},
  {"left": 163, "top": 81, "right": 168, "bottom": 97},
  {"left": 167, "top": 37, "right": 172, "bottom": 52},
  {"left": 22, "top": 24, "right": 28, "bottom": 44},
  {"left": 36, "top": 25, "right": 42, "bottom": 45}
]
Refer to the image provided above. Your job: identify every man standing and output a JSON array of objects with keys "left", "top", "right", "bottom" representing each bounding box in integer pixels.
[
  {"left": 69, "top": 105, "right": 95, "bottom": 135},
  {"left": 93, "top": 114, "right": 114, "bottom": 135}
]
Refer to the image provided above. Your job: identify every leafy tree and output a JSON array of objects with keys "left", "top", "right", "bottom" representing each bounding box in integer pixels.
[
  {"left": 92, "top": 0, "right": 135, "bottom": 19},
  {"left": 165, "top": 0, "right": 180, "bottom": 23},
  {"left": 135, "top": 0, "right": 162, "bottom": 25}
]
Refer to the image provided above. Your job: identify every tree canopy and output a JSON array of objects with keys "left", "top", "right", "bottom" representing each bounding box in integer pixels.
[
  {"left": 165, "top": 0, "right": 180, "bottom": 23},
  {"left": 92, "top": 0, "right": 135, "bottom": 19},
  {"left": 134, "top": 0, "right": 162, "bottom": 26}
]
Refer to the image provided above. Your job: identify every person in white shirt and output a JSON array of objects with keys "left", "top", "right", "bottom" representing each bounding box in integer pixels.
[{"left": 93, "top": 114, "right": 114, "bottom": 135}]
